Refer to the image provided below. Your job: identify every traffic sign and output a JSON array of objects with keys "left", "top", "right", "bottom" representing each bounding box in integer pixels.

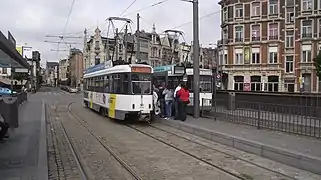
[{"left": 183, "top": 74, "right": 187, "bottom": 82}]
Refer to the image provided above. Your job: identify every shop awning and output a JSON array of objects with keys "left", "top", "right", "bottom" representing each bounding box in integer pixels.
[{"left": 0, "top": 31, "right": 30, "bottom": 68}]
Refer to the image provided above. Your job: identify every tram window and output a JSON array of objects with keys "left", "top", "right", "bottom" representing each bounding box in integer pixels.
[
  {"left": 83, "top": 79, "right": 87, "bottom": 90},
  {"left": 200, "top": 76, "right": 212, "bottom": 92},
  {"left": 114, "top": 74, "right": 122, "bottom": 93},
  {"left": 132, "top": 73, "right": 151, "bottom": 94},
  {"left": 132, "top": 81, "right": 151, "bottom": 94},
  {"left": 90, "top": 78, "right": 94, "bottom": 91},
  {"left": 88, "top": 78, "right": 93, "bottom": 91},
  {"left": 109, "top": 75, "right": 113, "bottom": 92},
  {"left": 103, "top": 75, "right": 109, "bottom": 93},
  {"left": 122, "top": 74, "right": 129, "bottom": 94}
]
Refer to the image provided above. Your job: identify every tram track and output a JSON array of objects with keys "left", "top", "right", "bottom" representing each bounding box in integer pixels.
[
  {"left": 67, "top": 102, "right": 144, "bottom": 180},
  {"left": 126, "top": 124, "right": 247, "bottom": 179},
  {"left": 58, "top": 115, "right": 89, "bottom": 180},
  {"left": 147, "top": 124, "right": 298, "bottom": 180},
  {"left": 127, "top": 123, "right": 301, "bottom": 180},
  {"left": 67, "top": 101, "right": 320, "bottom": 180}
]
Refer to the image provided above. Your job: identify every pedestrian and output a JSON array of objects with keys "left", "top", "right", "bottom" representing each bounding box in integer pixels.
[
  {"left": 157, "top": 83, "right": 166, "bottom": 118},
  {"left": 153, "top": 88, "right": 160, "bottom": 116},
  {"left": 162, "top": 85, "right": 174, "bottom": 119},
  {"left": 176, "top": 84, "right": 190, "bottom": 121},
  {"left": 173, "top": 84, "right": 181, "bottom": 119}
]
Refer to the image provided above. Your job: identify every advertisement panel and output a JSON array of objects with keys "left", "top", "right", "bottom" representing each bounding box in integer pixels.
[{"left": 16, "top": 46, "right": 23, "bottom": 55}]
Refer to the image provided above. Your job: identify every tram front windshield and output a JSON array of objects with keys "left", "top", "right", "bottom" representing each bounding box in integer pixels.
[{"left": 132, "top": 74, "right": 151, "bottom": 94}]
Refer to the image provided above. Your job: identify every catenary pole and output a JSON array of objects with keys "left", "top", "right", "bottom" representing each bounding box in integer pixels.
[
  {"left": 192, "top": 0, "right": 200, "bottom": 118},
  {"left": 136, "top": 13, "right": 141, "bottom": 63}
]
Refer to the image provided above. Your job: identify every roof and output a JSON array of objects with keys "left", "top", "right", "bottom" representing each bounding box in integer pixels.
[
  {"left": 0, "top": 31, "right": 30, "bottom": 68},
  {"left": 84, "top": 64, "right": 153, "bottom": 78}
]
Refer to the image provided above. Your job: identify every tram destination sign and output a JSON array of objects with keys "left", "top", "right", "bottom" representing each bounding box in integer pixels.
[{"left": 131, "top": 67, "right": 151, "bottom": 73}]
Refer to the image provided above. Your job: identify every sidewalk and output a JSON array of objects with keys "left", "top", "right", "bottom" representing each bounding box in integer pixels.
[
  {"left": 0, "top": 99, "right": 47, "bottom": 179},
  {"left": 157, "top": 116, "right": 321, "bottom": 175}
]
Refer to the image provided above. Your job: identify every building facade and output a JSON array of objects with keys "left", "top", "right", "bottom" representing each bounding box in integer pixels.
[
  {"left": 69, "top": 48, "right": 83, "bottom": 87},
  {"left": 46, "top": 62, "right": 59, "bottom": 86},
  {"left": 59, "top": 59, "right": 68, "bottom": 82},
  {"left": 219, "top": 0, "right": 321, "bottom": 92},
  {"left": 82, "top": 25, "right": 217, "bottom": 71}
]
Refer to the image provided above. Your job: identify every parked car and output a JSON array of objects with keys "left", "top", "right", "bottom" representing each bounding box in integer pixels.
[
  {"left": 0, "top": 87, "right": 17, "bottom": 95},
  {"left": 69, "top": 87, "right": 78, "bottom": 93}
]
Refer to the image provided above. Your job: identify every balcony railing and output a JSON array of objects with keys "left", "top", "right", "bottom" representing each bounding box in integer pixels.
[
  {"left": 301, "top": 33, "right": 313, "bottom": 38},
  {"left": 251, "top": 36, "right": 261, "bottom": 41},
  {"left": 235, "top": 38, "right": 243, "bottom": 42},
  {"left": 269, "top": 35, "right": 278, "bottom": 40}
]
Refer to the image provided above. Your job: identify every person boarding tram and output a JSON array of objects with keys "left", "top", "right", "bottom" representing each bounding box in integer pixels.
[
  {"left": 162, "top": 85, "right": 174, "bottom": 119},
  {"left": 176, "top": 84, "right": 190, "bottom": 121}
]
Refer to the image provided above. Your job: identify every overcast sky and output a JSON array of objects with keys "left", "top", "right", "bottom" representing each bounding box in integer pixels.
[{"left": 0, "top": 0, "right": 221, "bottom": 67}]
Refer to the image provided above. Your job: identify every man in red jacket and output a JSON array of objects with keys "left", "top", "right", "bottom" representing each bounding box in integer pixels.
[{"left": 176, "top": 84, "right": 190, "bottom": 121}]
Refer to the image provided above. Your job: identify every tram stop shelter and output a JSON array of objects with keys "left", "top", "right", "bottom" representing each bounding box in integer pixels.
[{"left": 0, "top": 30, "right": 29, "bottom": 128}]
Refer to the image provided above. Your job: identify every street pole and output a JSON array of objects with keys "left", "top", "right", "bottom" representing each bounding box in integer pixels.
[
  {"left": 220, "top": 34, "right": 225, "bottom": 90},
  {"left": 124, "top": 25, "right": 128, "bottom": 63},
  {"left": 192, "top": 0, "right": 200, "bottom": 118},
  {"left": 105, "top": 29, "right": 110, "bottom": 61},
  {"left": 115, "top": 28, "right": 119, "bottom": 61},
  {"left": 136, "top": 13, "right": 141, "bottom": 63},
  {"left": 10, "top": 64, "right": 13, "bottom": 95}
]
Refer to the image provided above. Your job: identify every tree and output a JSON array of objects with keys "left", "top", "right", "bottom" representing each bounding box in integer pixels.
[{"left": 314, "top": 50, "right": 321, "bottom": 78}]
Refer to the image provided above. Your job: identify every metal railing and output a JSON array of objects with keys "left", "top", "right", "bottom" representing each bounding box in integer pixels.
[
  {"left": 202, "top": 98, "right": 321, "bottom": 138},
  {"left": 0, "top": 92, "right": 28, "bottom": 128}
]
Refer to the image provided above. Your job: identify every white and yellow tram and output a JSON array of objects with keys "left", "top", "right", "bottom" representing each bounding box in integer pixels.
[{"left": 83, "top": 62, "right": 154, "bottom": 122}]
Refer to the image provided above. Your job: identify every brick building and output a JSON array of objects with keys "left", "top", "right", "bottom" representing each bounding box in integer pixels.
[
  {"left": 69, "top": 48, "right": 83, "bottom": 87},
  {"left": 219, "top": 0, "right": 321, "bottom": 92}
]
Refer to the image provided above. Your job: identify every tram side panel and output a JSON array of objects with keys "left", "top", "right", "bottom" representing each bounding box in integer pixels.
[{"left": 84, "top": 91, "right": 153, "bottom": 120}]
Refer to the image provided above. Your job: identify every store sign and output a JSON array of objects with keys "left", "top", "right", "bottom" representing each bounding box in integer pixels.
[{"left": 174, "top": 66, "right": 185, "bottom": 74}]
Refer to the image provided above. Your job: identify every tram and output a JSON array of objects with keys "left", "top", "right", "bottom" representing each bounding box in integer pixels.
[
  {"left": 153, "top": 64, "right": 213, "bottom": 114},
  {"left": 83, "top": 61, "right": 154, "bottom": 122}
]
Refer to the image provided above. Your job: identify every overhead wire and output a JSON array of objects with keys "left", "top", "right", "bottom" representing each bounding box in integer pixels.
[
  {"left": 120, "top": 0, "right": 138, "bottom": 16},
  {"left": 169, "top": 10, "right": 220, "bottom": 30},
  {"left": 122, "top": 0, "right": 172, "bottom": 17},
  {"left": 56, "top": 0, "right": 77, "bottom": 57},
  {"left": 56, "top": 0, "right": 172, "bottom": 37}
]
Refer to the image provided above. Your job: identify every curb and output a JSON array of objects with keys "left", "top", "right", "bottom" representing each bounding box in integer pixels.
[
  {"left": 37, "top": 101, "right": 48, "bottom": 180},
  {"left": 157, "top": 119, "right": 321, "bottom": 175}
]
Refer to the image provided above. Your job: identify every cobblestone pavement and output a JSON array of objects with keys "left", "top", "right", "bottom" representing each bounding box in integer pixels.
[
  {"left": 47, "top": 103, "right": 137, "bottom": 180},
  {"left": 70, "top": 101, "right": 321, "bottom": 180},
  {"left": 70, "top": 103, "right": 239, "bottom": 180},
  {"left": 47, "top": 103, "right": 84, "bottom": 180},
  {"left": 138, "top": 124, "right": 321, "bottom": 180}
]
